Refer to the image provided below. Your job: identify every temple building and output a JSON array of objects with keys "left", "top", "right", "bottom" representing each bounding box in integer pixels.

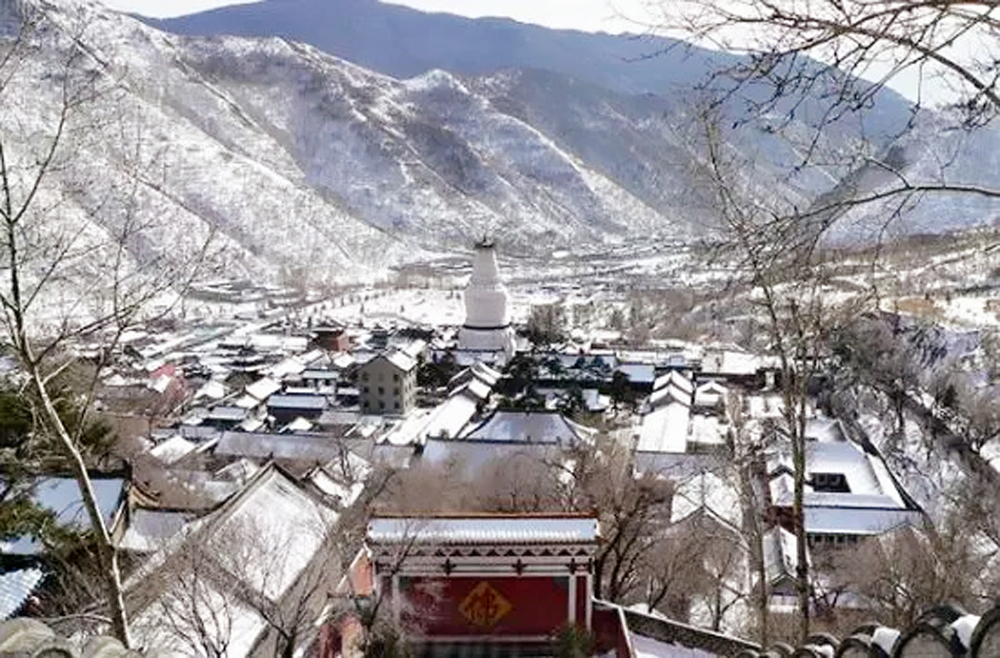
[
  {"left": 457, "top": 239, "right": 516, "bottom": 361},
  {"left": 322, "top": 513, "right": 760, "bottom": 657}
]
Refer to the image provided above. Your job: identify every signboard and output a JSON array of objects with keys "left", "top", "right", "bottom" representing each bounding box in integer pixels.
[{"left": 400, "top": 576, "right": 571, "bottom": 637}]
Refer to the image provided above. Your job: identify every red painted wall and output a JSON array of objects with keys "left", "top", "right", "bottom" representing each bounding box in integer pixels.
[{"left": 399, "top": 575, "right": 571, "bottom": 637}]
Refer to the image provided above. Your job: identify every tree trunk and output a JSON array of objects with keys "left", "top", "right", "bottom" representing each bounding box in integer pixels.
[
  {"left": 793, "top": 401, "right": 810, "bottom": 645},
  {"left": 32, "top": 368, "right": 131, "bottom": 646}
]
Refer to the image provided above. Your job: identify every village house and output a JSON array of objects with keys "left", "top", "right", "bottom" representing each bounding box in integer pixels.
[{"left": 358, "top": 350, "right": 418, "bottom": 416}]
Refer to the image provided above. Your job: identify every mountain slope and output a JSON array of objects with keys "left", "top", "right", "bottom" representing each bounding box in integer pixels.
[
  {"left": 14, "top": 0, "right": 983, "bottom": 297},
  {"left": 149, "top": 0, "right": 916, "bottom": 148}
]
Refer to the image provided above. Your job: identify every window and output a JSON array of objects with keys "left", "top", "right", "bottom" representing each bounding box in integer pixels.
[
  {"left": 361, "top": 372, "right": 369, "bottom": 382},
  {"left": 393, "top": 374, "right": 400, "bottom": 383},
  {"left": 812, "top": 472, "right": 850, "bottom": 493},
  {"left": 393, "top": 387, "right": 400, "bottom": 396},
  {"left": 379, "top": 400, "right": 385, "bottom": 410},
  {"left": 394, "top": 401, "right": 400, "bottom": 410},
  {"left": 378, "top": 386, "right": 384, "bottom": 395},
  {"left": 363, "top": 386, "right": 370, "bottom": 394}
]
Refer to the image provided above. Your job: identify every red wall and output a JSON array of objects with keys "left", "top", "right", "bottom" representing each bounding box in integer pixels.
[{"left": 400, "top": 575, "right": 572, "bottom": 637}]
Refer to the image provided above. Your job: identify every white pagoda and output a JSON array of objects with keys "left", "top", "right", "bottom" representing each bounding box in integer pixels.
[{"left": 457, "top": 239, "right": 516, "bottom": 358}]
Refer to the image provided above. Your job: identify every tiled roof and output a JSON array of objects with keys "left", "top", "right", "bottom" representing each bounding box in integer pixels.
[
  {"left": 0, "top": 569, "right": 43, "bottom": 620},
  {"left": 736, "top": 603, "right": 1000, "bottom": 657},
  {"left": 0, "top": 618, "right": 153, "bottom": 656},
  {"left": 367, "top": 515, "right": 599, "bottom": 545}
]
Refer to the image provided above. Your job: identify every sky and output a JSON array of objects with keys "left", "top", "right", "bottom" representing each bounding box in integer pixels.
[{"left": 97, "top": 0, "right": 952, "bottom": 105}]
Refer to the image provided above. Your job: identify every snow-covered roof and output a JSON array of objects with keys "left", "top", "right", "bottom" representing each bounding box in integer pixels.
[
  {"left": 193, "top": 379, "right": 227, "bottom": 400},
  {"left": 5, "top": 478, "right": 125, "bottom": 555},
  {"left": 616, "top": 362, "right": 655, "bottom": 384},
  {"left": 283, "top": 417, "right": 314, "bottom": 433},
  {"left": 0, "top": 568, "right": 44, "bottom": 620},
  {"left": 332, "top": 353, "right": 355, "bottom": 370},
  {"left": 688, "top": 414, "right": 726, "bottom": 447},
  {"left": 244, "top": 377, "right": 281, "bottom": 401},
  {"left": 462, "top": 377, "right": 492, "bottom": 401},
  {"left": 805, "top": 417, "right": 849, "bottom": 443},
  {"left": 670, "top": 471, "right": 741, "bottom": 527},
  {"left": 267, "top": 394, "right": 327, "bottom": 411},
  {"left": 472, "top": 362, "right": 501, "bottom": 385},
  {"left": 307, "top": 469, "right": 365, "bottom": 508},
  {"left": 804, "top": 507, "right": 923, "bottom": 535},
  {"left": 637, "top": 403, "right": 690, "bottom": 454},
  {"left": 763, "top": 526, "right": 799, "bottom": 583},
  {"left": 768, "top": 440, "right": 897, "bottom": 501},
  {"left": 385, "top": 351, "right": 418, "bottom": 372},
  {"left": 631, "top": 632, "right": 716, "bottom": 658},
  {"left": 400, "top": 339, "right": 427, "bottom": 358},
  {"left": 460, "top": 410, "right": 595, "bottom": 444},
  {"left": 238, "top": 416, "right": 265, "bottom": 433},
  {"left": 422, "top": 439, "right": 563, "bottom": 473},
  {"left": 367, "top": 515, "right": 599, "bottom": 545},
  {"left": 693, "top": 380, "right": 728, "bottom": 408},
  {"left": 233, "top": 394, "right": 260, "bottom": 409},
  {"left": 267, "top": 356, "right": 307, "bottom": 380},
  {"left": 118, "top": 509, "right": 194, "bottom": 553},
  {"left": 301, "top": 369, "right": 339, "bottom": 380},
  {"left": 148, "top": 373, "right": 173, "bottom": 394},
  {"left": 129, "top": 467, "right": 334, "bottom": 656},
  {"left": 653, "top": 371, "right": 693, "bottom": 393},
  {"left": 206, "top": 405, "right": 250, "bottom": 422},
  {"left": 149, "top": 435, "right": 198, "bottom": 465},
  {"left": 420, "top": 393, "right": 478, "bottom": 441},
  {"left": 649, "top": 384, "right": 691, "bottom": 410},
  {"left": 214, "top": 432, "right": 347, "bottom": 462}
]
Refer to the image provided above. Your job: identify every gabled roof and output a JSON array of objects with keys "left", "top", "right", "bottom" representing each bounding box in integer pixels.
[
  {"left": 128, "top": 464, "right": 337, "bottom": 654},
  {"left": 649, "top": 383, "right": 691, "bottom": 409},
  {"left": 763, "top": 526, "right": 800, "bottom": 584},
  {"left": 693, "top": 380, "right": 728, "bottom": 408},
  {"left": 214, "top": 431, "right": 347, "bottom": 462},
  {"left": 637, "top": 402, "right": 690, "bottom": 454},
  {"left": 653, "top": 370, "right": 693, "bottom": 393},
  {"left": 206, "top": 405, "right": 250, "bottom": 421}
]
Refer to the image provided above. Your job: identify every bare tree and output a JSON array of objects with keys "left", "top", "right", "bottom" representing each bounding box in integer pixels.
[
  {"left": 729, "top": 390, "right": 773, "bottom": 645},
  {"left": 137, "top": 510, "right": 340, "bottom": 658},
  {"left": 560, "top": 433, "right": 673, "bottom": 603},
  {"left": 0, "top": 4, "right": 215, "bottom": 644},
  {"left": 825, "top": 521, "right": 986, "bottom": 629},
  {"left": 637, "top": 0, "right": 1000, "bottom": 254},
  {"left": 696, "top": 106, "right": 874, "bottom": 643},
  {"left": 638, "top": 509, "right": 746, "bottom": 631}
]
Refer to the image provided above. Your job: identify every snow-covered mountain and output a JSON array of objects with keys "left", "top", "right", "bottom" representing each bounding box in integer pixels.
[
  {"left": 0, "top": 0, "right": 847, "bottom": 285},
  {"left": 12, "top": 0, "right": 991, "bottom": 291},
  {"left": 824, "top": 111, "right": 1000, "bottom": 243},
  {"left": 153, "top": 0, "right": 1000, "bottom": 245}
]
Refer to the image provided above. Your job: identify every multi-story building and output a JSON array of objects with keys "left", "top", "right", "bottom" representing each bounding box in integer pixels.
[{"left": 357, "top": 350, "right": 418, "bottom": 416}]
